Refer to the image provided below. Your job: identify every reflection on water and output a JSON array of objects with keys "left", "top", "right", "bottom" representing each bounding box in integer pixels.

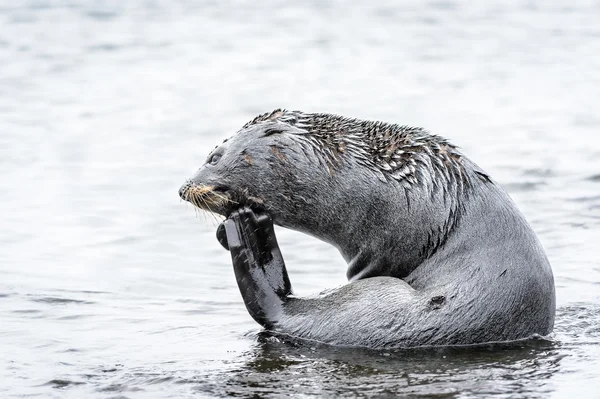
[
  {"left": 209, "top": 336, "right": 561, "bottom": 397},
  {"left": 1, "top": 1, "right": 600, "bottom": 397}
]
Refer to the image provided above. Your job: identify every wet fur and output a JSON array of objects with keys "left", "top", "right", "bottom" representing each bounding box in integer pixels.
[{"left": 180, "top": 109, "right": 556, "bottom": 347}]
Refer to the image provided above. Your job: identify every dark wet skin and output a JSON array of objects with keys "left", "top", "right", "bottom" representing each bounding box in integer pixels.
[{"left": 217, "top": 208, "right": 291, "bottom": 329}]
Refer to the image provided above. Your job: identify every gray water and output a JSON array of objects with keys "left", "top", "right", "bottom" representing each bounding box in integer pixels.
[{"left": 1, "top": 1, "right": 600, "bottom": 397}]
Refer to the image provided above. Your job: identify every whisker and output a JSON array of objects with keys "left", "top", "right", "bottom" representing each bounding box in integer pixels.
[
  {"left": 202, "top": 197, "right": 222, "bottom": 226},
  {"left": 181, "top": 184, "right": 234, "bottom": 227}
]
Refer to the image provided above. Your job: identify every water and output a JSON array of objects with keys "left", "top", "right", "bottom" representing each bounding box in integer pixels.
[{"left": 1, "top": 1, "right": 599, "bottom": 397}]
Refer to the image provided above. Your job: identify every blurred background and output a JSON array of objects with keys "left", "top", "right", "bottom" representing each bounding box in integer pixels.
[{"left": 1, "top": 1, "right": 599, "bottom": 397}]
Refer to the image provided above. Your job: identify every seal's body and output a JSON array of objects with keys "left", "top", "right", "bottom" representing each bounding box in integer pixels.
[{"left": 179, "top": 109, "right": 555, "bottom": 348}]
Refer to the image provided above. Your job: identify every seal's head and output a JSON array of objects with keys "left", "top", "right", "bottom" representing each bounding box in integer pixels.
[{"left": 178, "top": 109, "right": 323, "bottom": 223}]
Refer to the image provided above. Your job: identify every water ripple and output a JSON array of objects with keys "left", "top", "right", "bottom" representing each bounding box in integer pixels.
[{"left": 29, "top": 296, "right": 95, "bottom": 305}]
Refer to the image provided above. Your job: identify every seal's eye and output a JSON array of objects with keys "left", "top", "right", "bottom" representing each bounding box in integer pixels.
[{"left": 209, "top": 153, "right": 222, "bottom": 165}]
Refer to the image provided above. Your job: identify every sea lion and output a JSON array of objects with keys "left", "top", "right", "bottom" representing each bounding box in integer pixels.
[{"left": 179, "top": 109, "right": 556, "bottom": 348}]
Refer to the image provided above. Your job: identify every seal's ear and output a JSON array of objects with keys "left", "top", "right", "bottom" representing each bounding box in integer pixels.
[
  {"left": 263, "top": 128, "right": 283, "bottom": 136},
  {"left": 216, "top": 222, "right": 229, "bottom": 250}
]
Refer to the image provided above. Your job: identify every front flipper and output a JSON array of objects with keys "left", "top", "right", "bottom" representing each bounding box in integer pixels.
[{"left": 217, "top": 207, "right": 292, "bottom": 329}]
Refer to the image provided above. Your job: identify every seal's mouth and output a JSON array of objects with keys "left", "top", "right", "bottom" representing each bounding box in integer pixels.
[
  {"left": 179, "top": 182, "right": 237, "bottom": 216},
  {"left": 179, "top": 180, "right": 269, "bottom": 219}
]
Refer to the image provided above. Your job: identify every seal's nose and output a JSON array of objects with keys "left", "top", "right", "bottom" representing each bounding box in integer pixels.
[{"left": 179, "top": 181, "right": 191, "bottom": 200}]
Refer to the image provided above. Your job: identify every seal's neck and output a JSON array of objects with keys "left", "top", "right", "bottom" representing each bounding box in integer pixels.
[
  {"left": 316, "top": 166, "right": 478, "bottom": 281},
  {"left": 279, "top": 182, "right": 458, "bottom": 281},
  {"left": 275, "top": 156, "right": 488, "bottom": 282}
]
